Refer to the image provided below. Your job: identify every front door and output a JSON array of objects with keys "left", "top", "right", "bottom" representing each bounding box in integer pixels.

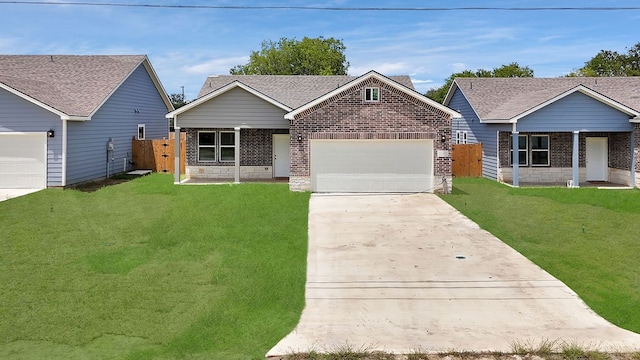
[
  {"left": 586, "top": 137, "right": 608, "bottom": 181},
  {"left": 273, "top": 134, "right": 290, "bottom": 178}
]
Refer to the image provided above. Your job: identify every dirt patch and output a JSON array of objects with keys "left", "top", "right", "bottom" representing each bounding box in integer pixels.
[{"left": 69, "top": 174, "right": 142, "bottom": 193}]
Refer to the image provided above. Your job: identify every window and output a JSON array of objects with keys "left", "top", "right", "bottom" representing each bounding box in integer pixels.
[
  {"left": 510, "top": 135, "right": 528, "bottom": 166},
  {"left": 364, "top": 87, "right": 380, "bottom": 102},
  {"left": 531, "top": 135, "right": 550, "bottom": 166},
  {"left": 137, "top": 124, "right": 145, "bottom": 140},
  {"left": 198, "top": 131, "right": 216, "bottom": 162},
  {"left": 219, "top": 131, "right": 236, "bottom": 162},
  {"left": 455, "top": 130, "right": 468, "bottom": 144}
]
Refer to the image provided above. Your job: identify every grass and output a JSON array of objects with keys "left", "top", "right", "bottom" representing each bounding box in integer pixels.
[
  {"left": 0, "top": 173, "right": 310, "bottom": 359},
  {"left": 440, "top": 178, "right": 640, "bottom": 334}
]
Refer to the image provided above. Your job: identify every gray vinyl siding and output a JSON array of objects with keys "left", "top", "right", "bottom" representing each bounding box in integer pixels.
[
  {"left": 517, "top": 92, "right": 633, "bottom": 132},
  {"left": 66, "top": 64, "right": 169, "bottom": 185},
  {"left": 0, "top": 88, "right": 63, "bottom": 186},
  {"left": 177, "top": 87, "right": 288, "bottom": 129},
  {"left": 449, "top": 89, "right": 510, "bottom": 180}
]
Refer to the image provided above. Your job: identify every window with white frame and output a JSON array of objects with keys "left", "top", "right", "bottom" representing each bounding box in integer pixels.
[
  {"left": 530, "top": 135, "right": 550, "bottom": 166},
  {"left": 364, "top": 87, "right": 380, "bottom": 102},
  {"left": 510, "top": 135, "right": 528, "bottom": 166},
  {"left": 198, "top": 131, "right": 216, "bottom": 162},
  {"left": 137, "top": 124, "right": 145, "bottom": 140},
  {"left": 219, "top": 131, "right": 236, "bottom": 162},
  {"left": 455, "top": 130, "right": 468, "bottom": 144}
]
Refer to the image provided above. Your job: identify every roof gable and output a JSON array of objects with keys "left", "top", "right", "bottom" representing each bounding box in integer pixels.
[
  {"left": 167, "top": 81, "right": 292, "bottom": 119},
  {"left": 511, "top": 85, "right": 640, "bottom": 123},
  {"left": 285, "top": 71, "right": 461, "bottom": 120},
  {"left": 0, "top": 55, "right": 172, "bottom": 119},
  {"left": 448, "top": 77, "right": 640, "bottom": 123}
]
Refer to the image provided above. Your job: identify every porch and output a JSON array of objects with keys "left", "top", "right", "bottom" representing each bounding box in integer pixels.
[{"left": 498, "top": 131, "right": 637, "bottom": 188}]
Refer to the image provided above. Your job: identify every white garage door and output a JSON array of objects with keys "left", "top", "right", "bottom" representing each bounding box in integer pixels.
[
  {"left": 0, "top": 133, "right": 47, "bottom": 189},
  {"left": 310, "top": 139, "right": 433, "bottom": 193}
]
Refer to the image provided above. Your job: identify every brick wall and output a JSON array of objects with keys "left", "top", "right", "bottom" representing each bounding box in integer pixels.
[
  {"left": 185, "top": 128, "right": 288, "bottom": 167},
  {"left": 289, "top": 77, "right": 452, "bottom": 178},
  {"left": 609, "top": 132, "right": 630, "bottom": 169}
]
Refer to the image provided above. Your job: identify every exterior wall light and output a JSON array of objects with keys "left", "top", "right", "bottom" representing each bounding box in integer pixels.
[
  {"left": 297, "top": 133, "right": 303, "bottom": 141},
  {"left": 47, "top": 129, "right": 55, "bottom": 138},
  {"left": 440, "top": 133, "right": 446, "bottom": 143}
]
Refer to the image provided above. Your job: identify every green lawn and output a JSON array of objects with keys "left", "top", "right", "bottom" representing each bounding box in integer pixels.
[
  {"left": 0, "top": 174, "right": 310, "bottom": 360},
  {"left": 441, "top": 178, "right": 640, "bottom": 334}
]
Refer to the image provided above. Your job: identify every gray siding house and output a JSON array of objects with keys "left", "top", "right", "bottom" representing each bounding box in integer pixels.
[
  {"left": 444, "top": 77, "right": 640, "bottom": 187},
  {"left": 0, "top": 55, "right": 173, "bottom": 188},
  {"left": 167, "top": 71, "right": 460, "bottom": 193}
]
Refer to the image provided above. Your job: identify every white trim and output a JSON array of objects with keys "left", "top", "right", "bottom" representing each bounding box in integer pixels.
[
  {"left": 62, "top": 119, "right": 67, "bottom": 186},
  {"left": 166, "top": 81, "right": 292, "bottom": 119},
  {"left": 197, "top": 130, "right": 217, "bottom": 162},
  {"left": 364, "top": 87, "right": 380, "bottom": 102},
  {"left": 218, "top": 131, "right": 236, "bottom": 162},
  {"left": 530, "top": 134, "right": 550, "bottom": 167},
  {"left": 137, "top": 124, "right": 146, "bottom": 140},
  {"left": 285, "top": 70, "right": 461, "bottom": 120},
  {"left": 510, "top": 85, "right": 640, "bottom": 123}
]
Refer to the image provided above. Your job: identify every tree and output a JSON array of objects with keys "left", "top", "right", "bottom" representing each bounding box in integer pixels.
[
  {"left": 569, "top": 42, "right": 640, "bottom": 77},
  {"left": 426, "top": 62, "right": 534, "bottom": 103},
  {"left": 169, "top": 93, "right": 188, "bottom": 109},
  {"left": 230, "top": 36, "right": 349, "bottom": 75}
]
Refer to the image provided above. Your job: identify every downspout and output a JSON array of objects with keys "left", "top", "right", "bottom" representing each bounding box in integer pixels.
[
  {"left": 511, "top": 123, "right": 519, "bottom": 187},
  {"left": 572, "top": 131, "right": 580, "bottom": 188},
  {"left": 61, "top": 118, "right": 67, "bottom": 186}
]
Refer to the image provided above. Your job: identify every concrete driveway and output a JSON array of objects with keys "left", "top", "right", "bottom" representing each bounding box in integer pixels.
[
  {"left": 0, "top": 188, "right": 42, "bottom": 202},
  {"left": 267, "top": 193, "right": 640, "bottom": 356}
]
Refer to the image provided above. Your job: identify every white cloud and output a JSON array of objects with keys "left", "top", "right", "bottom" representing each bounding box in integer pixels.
[
  {"left": 451, "top": 63, "right": 468, "bottom": 72},
  {"left": 183, "top": 56, "right": 249, "bottom": 75},
  {"left": 349, "top": 61, "right": 411, "bottom": 76}
]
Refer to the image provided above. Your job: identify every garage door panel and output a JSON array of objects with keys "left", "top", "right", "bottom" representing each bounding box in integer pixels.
[
  {"left": 311, "top": 139, "right": 433, "bottom": 193},
  {"left": 316, "top": 173, "right": 430, "bottom": 193},
  {"left": 0, "top": 133, "right": 47, "bottom": 189}
]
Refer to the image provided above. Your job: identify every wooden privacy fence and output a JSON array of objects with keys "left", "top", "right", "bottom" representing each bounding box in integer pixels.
[
  {"left": 452, "top": 143, "right": 483, "bottom": 178},
  {"left": 131, "top": 134, "right": 185, "bottom": 174}
]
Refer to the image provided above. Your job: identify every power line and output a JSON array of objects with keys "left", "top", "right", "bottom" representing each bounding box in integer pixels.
[{"left": 1, "top": 1, "right": 640, "bottom": 11}]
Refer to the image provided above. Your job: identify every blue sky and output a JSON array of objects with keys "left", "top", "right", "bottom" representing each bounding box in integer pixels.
[{"left": 2, "top": 0, "right": 640, "bottom": 100}]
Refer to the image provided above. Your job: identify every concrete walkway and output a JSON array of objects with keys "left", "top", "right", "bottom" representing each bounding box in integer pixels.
[{"left": 267, "top": 193, "right": 640, "bottom": 357}]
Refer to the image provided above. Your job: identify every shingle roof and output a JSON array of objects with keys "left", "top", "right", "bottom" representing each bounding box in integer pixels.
[
  {"left": 197, "top": 74, "right": 415, "bottom": 109},
  {"left": 0, "top": 55, "right": 148, "bottom": 117},
  {"left": 451, "top": 77, "right": 640, "bottom": 120}
]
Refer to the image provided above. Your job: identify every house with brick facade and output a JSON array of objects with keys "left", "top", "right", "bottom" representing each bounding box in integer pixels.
[
  {"left": 166, "top": 71, "right": 461, "bottom": 192},
  {"left": 444, "top": 77, "right": 640, "bottom": 187}
]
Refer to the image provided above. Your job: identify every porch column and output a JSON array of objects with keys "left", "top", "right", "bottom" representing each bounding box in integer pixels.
[
  {"left": 572, "top": 131, "right": 580, "bottom": 188},
  {"left": 512, "top": 131, "right": 519, "bottom": 187},
  {"left": 174, "top": 126, "right": 181, "bottom": 184},
  {"left": 631, "top": 130, "right": 636, "bottom": 188},
  {"left": 234, "top": 127, "right": 240, "bottom": 184}
]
